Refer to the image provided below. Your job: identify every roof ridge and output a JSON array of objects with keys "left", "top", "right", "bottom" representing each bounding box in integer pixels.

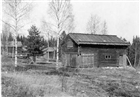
[
  {"left": 78, "top": 40, "right": 129, "bottom": 43},
  {"left": 69, "top": 33, "right": 117, "bottom": 36}
]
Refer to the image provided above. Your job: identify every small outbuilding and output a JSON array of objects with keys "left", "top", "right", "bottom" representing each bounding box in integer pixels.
[
  {"left": 1, "top": 41, "right": 22, "bottom": 56},
  {"left": 61, "top": 33, "right": 130, "bottom": 68},
  {"left": 43, "top": 47, "right": 57, "bottom": 61}
]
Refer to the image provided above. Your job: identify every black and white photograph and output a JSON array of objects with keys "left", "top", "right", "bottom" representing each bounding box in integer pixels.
[{"left": 1, "top": 0, "right": 140, "bottom": 97}]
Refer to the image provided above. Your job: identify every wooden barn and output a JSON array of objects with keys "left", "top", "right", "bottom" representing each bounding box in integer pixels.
[{"left": 61, "top": 33, "right": 130, "bottom": 68}]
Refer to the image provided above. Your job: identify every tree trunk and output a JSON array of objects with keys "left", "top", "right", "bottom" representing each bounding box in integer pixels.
[
  {"left": 14, "top": 0, "right": 18, "bottom": 68},
  {"left": 48, "top": 32, "right": 49, "bottom": 62},
  {"left": 6, "top": 38, "right": 8, "bottom": 56},
  {"left": 56, "top": 36, "right": 59, "bottom": 69},
  {"left": 15, "top": 38, "right": 18, "bottom": 67},
  {"left": 12, "top": 46, "right": 14, "bottom": 58}
]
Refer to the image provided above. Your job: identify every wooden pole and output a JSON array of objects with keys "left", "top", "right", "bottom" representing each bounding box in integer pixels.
[
  {"left": 15, "top": 37, "right": 17, "bottom": 67},
  {"left": 47, "top": 32, "right": 49, "bottom": 62},
  {"left": 126, "top": 55, "right": 133, "bottom": 67}
]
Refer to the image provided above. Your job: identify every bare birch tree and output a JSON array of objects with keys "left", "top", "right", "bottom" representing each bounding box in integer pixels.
[
  {"left": 87, "top": 14, "right": 100, "bottom": 34},
  {"left": 41, "top": 20, "right": 52, "bottom": 62},
  {"left": 3, "top": 0, "right": 32, "bottom": 67},
  {"left": 101, "top": 20, "right": 107, "bottom": 35},
  {"left": 48, "top": 0, "right": 74, "bottom": 69}
]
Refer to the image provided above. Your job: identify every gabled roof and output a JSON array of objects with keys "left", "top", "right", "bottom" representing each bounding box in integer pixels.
[
  {"left": 43, "top": 47, "right": 57, "bottom": 52},
  {"left": 68, "top": 33, "right": 130, "bottom": 46}
]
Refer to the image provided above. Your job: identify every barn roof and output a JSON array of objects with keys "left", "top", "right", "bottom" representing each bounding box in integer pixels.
[{"left": 68, "top": 33, "right": 130, "bottom": 46}]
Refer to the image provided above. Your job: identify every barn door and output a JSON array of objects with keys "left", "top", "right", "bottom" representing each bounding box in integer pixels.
[
  {"left": 70, "top": 54, "right": 77, "bottom": 68},
  {"left": 119, "top": 55, "right": 127, "bottom": 67},
  {"left": 62, "top": 53, "right": 77, "bottom": 68},
  {"left": 62, "top": 53, "right": 70, "bottom": 67},
  {"left": 66, "top": 54, "right": 70, "bottom": 67},
  {"left": 80, "top": 54, "right": 94, "bottom": 68},
  {"left": 119, "top": 55, "right": 123, "bottom": 66}
]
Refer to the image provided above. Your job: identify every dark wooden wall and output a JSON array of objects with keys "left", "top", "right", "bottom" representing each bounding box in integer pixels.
[
  {"left": 98, "top": 49, "right": 117, "bottom": 67},
  {"left": 79, "top": 45, "right": 127, "bottom": 67},
  {"left": 61, "top": 38, "right": 78, "bottom": 53},
  {"left": 61, "top": 36, "right": 78, "bottom": 68},
  {"left": 62, "top": 53, "right": 77, "bottom": 68},
  {"left": 61, "top": 36, "right": 128, "bottom": 68}
]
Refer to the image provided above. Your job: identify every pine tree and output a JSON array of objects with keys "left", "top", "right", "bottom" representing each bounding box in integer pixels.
[{"left": 26, "top": 25, "right": 45, "bottom": 63}]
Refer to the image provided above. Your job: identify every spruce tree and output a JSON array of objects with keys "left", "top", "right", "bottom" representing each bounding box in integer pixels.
[{"left": 26, "top": 25, "right": 44, "bottom": 63}]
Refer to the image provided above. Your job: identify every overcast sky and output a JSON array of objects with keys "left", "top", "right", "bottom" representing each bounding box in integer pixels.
[{"left": 3, "top": 0, "right": 140, "bottom": 42}]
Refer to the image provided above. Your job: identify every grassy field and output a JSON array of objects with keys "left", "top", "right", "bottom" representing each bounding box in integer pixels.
[
  {"left": 2, "top": 56, "right": 73, "bottom": 97},
  {"left": 75, "top": 67, "right": 140, "bottom": 97},
  {"left": 1, "top": 56, "right": 140, "bottom": 97}
]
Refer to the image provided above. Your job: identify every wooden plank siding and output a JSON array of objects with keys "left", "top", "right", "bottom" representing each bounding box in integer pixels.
[
  {"left": 78, "top": 45, "right": 127, "bottom": 67},
  {"left": 62, "top": 46, "right": 127, "bottom": 68},
  {"left": 77, "top": 54, "right": 94, "bottom": 68},
  {"left": 98, "top": 49, "right": 117, "bottom": 67},
  {"left": 78, "top": 46, "right": 99, "bottom": 67},
  {"left": 62, "top": 53, "right": 77, "bottom": 68}
]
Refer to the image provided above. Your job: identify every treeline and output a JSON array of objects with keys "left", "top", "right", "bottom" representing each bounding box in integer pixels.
[
  {"left": 1, "top": 31, "right": 57, "bottom": 49},
  {"left": 127, "top": 36, "right": 140, "bottom": 67}
]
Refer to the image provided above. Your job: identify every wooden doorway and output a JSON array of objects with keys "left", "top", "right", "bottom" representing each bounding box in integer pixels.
[
  {"left": 119, "top": 55, "right": 123, "bottom": 66},
  {"left": 62, "top": 53, "right": 77, "bottom": 68},
  {"left": 119, "top": 55, "right": 127, "bottom": 67},
  {"left": 70, "top": 54, "right": 77, "bottom": 68}
]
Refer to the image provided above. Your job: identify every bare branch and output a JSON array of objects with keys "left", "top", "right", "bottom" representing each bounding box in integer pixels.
[
  {"left": 17, "top": 2, "right": 31, "bottom": 16},
  {"left": 101, "top": 20, "right": 107, "bottom": 35},
  {"left": 3, "top": 0, "right": 32, "bottom": 66},
  {"left": 87, "top": 14, "right": 100, "bottom": 34},
  {"left": 3, "top": 10, "right": 15, "bottom": 19},
  {"left": 2, "top": 20, "right": 15, "bottom": 30}
]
